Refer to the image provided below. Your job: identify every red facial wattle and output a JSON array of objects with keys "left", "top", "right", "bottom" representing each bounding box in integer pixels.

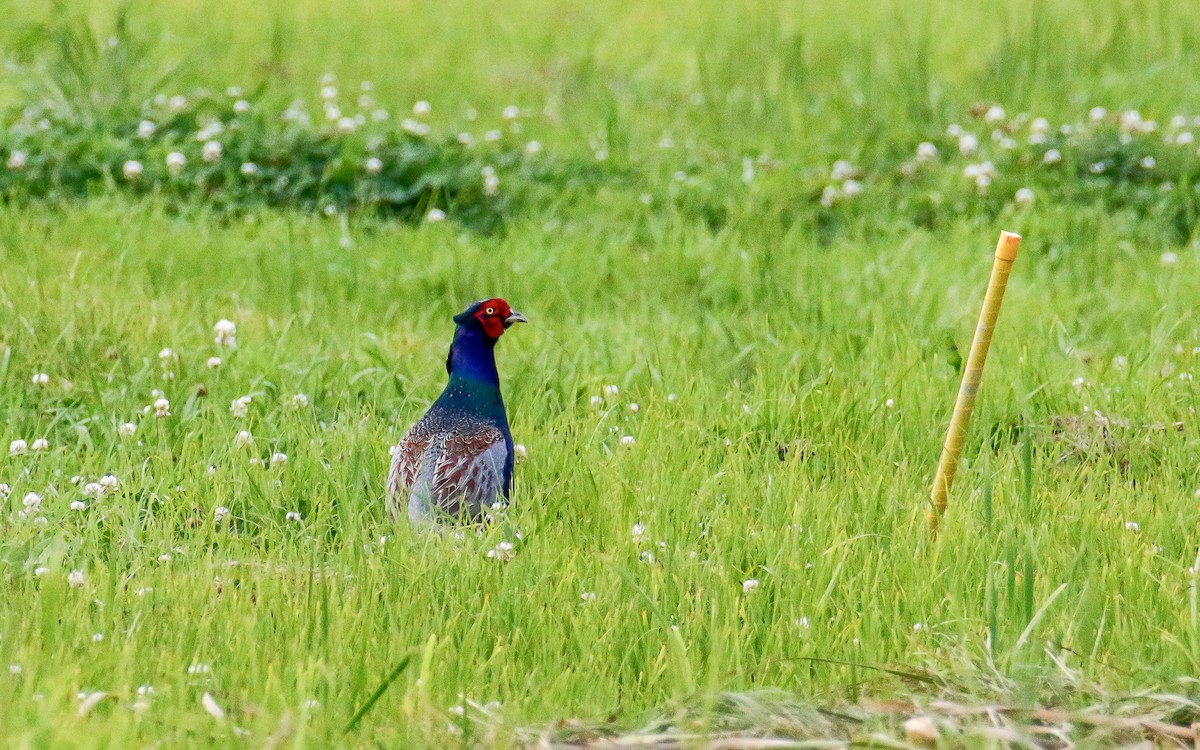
[{"left": 474, "top": 298, "right": 512, "bottom": 339}]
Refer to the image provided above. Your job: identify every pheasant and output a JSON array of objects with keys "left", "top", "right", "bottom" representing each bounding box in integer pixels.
[{"left": 387, "top": 298, "right": 527, "bottom": 525}]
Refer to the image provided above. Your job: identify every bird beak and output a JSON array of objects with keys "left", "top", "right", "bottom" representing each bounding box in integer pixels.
[{"left": 504, "top": 310, "right": 528, "bottom": 327}]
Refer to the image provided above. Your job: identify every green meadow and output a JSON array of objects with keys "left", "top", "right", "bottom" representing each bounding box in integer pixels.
[{"left": 1, "top": 1, "right": 1199, "bottom": 746}]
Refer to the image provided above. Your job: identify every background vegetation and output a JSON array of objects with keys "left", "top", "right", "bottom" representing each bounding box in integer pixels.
[{"left": 1, "top": 0, "right": 1198, "bottom": 746}]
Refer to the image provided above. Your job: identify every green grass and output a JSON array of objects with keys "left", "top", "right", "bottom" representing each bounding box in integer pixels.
[{"left": 2, "top": 1, "right": 1200, "bottom": 746}]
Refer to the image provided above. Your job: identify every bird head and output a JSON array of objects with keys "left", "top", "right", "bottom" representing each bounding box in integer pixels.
[{"left": 453, "top": 298, "right": 527, "bottom": 340}]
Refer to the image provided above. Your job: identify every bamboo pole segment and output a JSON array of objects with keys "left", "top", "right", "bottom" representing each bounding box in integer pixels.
[{"left": 928, "top": 231, "right": 1022, "bottom": 533}]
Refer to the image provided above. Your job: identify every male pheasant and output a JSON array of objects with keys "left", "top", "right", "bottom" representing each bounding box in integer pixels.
[{"left": 387, "top": 298, "right": 527, "bottom": 525}]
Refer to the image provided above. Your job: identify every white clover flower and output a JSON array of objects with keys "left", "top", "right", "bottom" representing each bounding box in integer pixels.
[
  {"left": 158, "top": 553, "right": 172, "bottom": 563},
  {"left": 998, "top": 136, "right": 1017, "bottom": 150},
  {"left": 187, "top": 662, "right": 210, "bottom": 674},
  {"left": 153, "top": 398, "right": 171, "bottom": 418},
  {"left": 502, "top": 105, "right": 520, "bottom": 120},
  {"left": 206, "top": 356, "right": 222, "bottom": 369},
  {"left": 1030, "top": 116, "right": 1050, "bottom": 135},
  {"left": 6, "top": 150, "right": 26, "bottom": 170},
  {"left": 524, "top": 140, "right": 543, "bottom": 156},
  {"left": 1176, "top": 131, "right": 1196, "bottom": 146},
  {"left": 742, "top": 578, "right": 760, "bottom": 594},
  {"left": 323, "top": 104, "right": 341, "bottom": 121},
  {"left": 1042, "top": 148, "right": 1062, "bottom": 165},
  {"left": 285, "top": 511, "right": 302, "bottom": 522},
  {"left": 830, "top": 160, "right": 855, "bottom": 181},
  {"left": 230, "top": 396, "right": 252, "bottom": 418},
  {"left": 484, "top": 129, "right": 502, "bottom": 142},
  {"left": 239, "top": 162, "right": 258, "bottom": 176},
  {"left": 1015, "top": 187, "right": 1035, "bottom": 206},
  {"left": 984, "top": 105, "right": 1006, "bottom": 124},
  {"left": 33, "top": 567, "right": 48, "bottom": 577},
  {"left": 397, "top": 118, "right": 428, "bottom": 136},
  {"left": 82, "top": 483, "right": 104, "bottom": 499},
  {"left": 214, "top": 506, "right": 230, "bottom": 522},
  {"left": 168, "top": 95, "right": 188, "bottom": 113},
  {"left": 201, "top": 141, "right": 223, "bottom": 162},
  {"left": 320, "top": 85, "right": 338, "bottom": 101},
  {"left": 270, "top": 452, "right": 288, "bottom": 466},
  {"left": 482, "top": 171, "right": 501, "bottom": 195},
  {"left": 32, "top": 372, "right": 49, "bottom": 386},
  {"left": 1140, "top": 155, "right": 1157, "bottom": 169},
  {"left": 364, "top": 157, "right": 383, "bottom": 175},
  {"left": 603, "top": 384, "right": 619, "bottom": 398},
  {"left": 885, "top": 398, "right": 895, "bottom": 408},
  {"left": 336, "top": 117, "right": 357, "bottom": 135},
  {"left": 1089, "top": 161, "right": 1107, "bottom": 174},
  {"left": 233, "top": 99, "right": 250, "bottom": 114},
  {"left": 287, "top": 393, "right": 309, "bottom": 409},
  {"left": 9, "top": 440, "right": 28, "bottom": 456},
  {"left": 158, "top": 348, "right": 174, "bottom": 364},
  {"left": 30, "top": 438, "right": 48, "bottom": 452},
  {"left": 99, "top": 475, "right": 118, "bottom": 492},
  {"left": 1125, "top": 521, "right": 1140, "bottom": 532},
  {"left": 841, "top": 179, "right": 863, "bottom": 198},
  {"left": 513, "top": 444, "right": 527, "bottom": 464},
  {"left": 118, "top": 422, "right": 137, "bottom": 438},
  {"left": 234, "top": 430, "right": 253, "bottom": 448},
  {"left": 213, "top": 319, "right": 237, "bottom": 347},
  {"left": 137, "top": 120, "right": 157, "bottom": 139},
  {"left": 619, "top": 435, "right": 635, "bottom": 446},
  {"left": 68, "top": 570, "right": 86, "bottom": 588},
  {"left": 631, "top": 522, "right": 647, "bottom": 543},
  {"left": 628, "top": 403, "right": 639, "bottom": 413},
  {"left": 70, "top": 500, "right": 87, "bottom": 511},
  {"left": 165, "top": 151, "right": 186, "bottom": 175},
  {"left": 457, "top": 131, "right": 476, "bottom": 147},
  {"left": 915, "top": 142, "right": 938, "bottom": 162},
  {"left": 958, "top": 133, "right": 979, "bottom": 155},
  {"left": 1089, "top": 106, "right": 1107, "bottom": 122},
  {"left": 487, "top": 541, "right": 515, "bottom": 562},
  {"left": 0, "top": 483, "right": 9, "bottom": 499},
  {"left": 21, "top": 492, "right": 41, "bottom": 514},
  {"left": 1161, "top": 251, "right": 1179, "bottom": 266},
  {"left": 1120, "top": 110, "right": 1144, "bottom": 132},
  {"left": 425, "top": 208, "right": 447, "bottom": 223},
  {"left": 411, "top": 100, "right": 432, "bottom": 116},
  {"left": 912, "top": 622, "right": 926, "bottom": 632},
  {"left": 122, "top": 160, "right": 143, "bottom": 181},
  {"left": 194, "top": 121, "right": 225, "bottom": 142},
  {"left": 579, "top": 591, "right": 596, "bottom": 604}
]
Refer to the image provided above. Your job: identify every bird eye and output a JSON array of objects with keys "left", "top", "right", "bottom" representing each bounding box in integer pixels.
[{"left": 485, "top": 307, "right": 495, "bottom": 315}]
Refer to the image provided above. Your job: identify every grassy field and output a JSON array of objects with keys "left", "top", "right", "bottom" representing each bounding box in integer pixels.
[{"left": 2, "top": 1, "right": 1200, "bottom": 746}]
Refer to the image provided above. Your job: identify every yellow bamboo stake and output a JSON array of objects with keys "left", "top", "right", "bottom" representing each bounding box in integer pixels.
[{"left": 928, "top": 230, "right": 1022, "bottom": 533}]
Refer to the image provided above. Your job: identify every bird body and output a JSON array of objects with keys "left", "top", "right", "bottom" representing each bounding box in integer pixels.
[{"left": 388, "top": 299, "right": 526, "bottom": 525}]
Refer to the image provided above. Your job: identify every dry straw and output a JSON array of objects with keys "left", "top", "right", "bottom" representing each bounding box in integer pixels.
[{"left": 929, "top": 230, "right": 1021, "bottom": 532}]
